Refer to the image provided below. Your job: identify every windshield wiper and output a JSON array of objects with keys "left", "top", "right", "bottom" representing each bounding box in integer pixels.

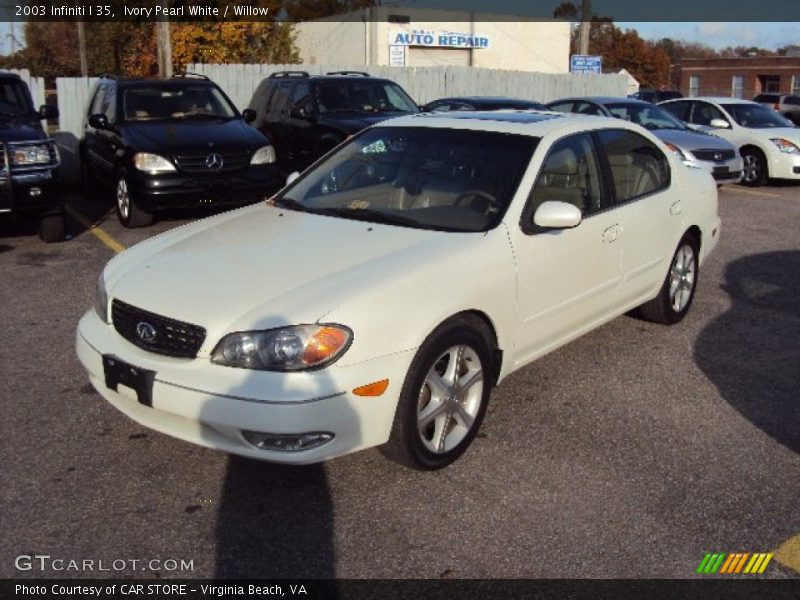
[
  {"left": 274, "top": 197, "right": 309, "bottom": 212},
  {"left": 311, "top": 206, "right": 422, "bottom": 228}
]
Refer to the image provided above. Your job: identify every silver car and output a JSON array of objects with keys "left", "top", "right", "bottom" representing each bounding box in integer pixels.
[{"left": 546, "top": 97, "right": 743, "bottom": 185}]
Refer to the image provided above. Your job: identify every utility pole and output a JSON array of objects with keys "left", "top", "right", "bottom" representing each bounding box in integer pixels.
[
  {"left": 77, "top": 22, "right": 88, "bottom": 77},
  {"left": 156, "top": 14, "right": 172, "bottom": 78},
  {"left": 578, "top": 0, "right": 591, "bottom": 55}
]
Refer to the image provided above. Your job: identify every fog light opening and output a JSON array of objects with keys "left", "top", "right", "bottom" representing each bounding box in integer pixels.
[
  {"left": 242, "top": 430, "right": 334, "bottom": 452},
  {"left": 29, "top": 187, "right": 42, "bottom": 197}
]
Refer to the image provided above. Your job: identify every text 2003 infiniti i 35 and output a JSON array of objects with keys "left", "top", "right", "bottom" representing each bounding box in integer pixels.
[{"left": 77, "top": 111, "right": 720, "bottom": 469}]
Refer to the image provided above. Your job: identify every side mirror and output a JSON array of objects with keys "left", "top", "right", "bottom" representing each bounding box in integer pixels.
[
  {"left": 533, "top": 201, "right": 582, "bottom": 229},
  {"left": 709, "top": 118, "right": 730, "bottom": 129},
  {"left": 289, "top": 105, "right": 315, "bottom": 120},
  {"left": 242, "top": 108, "right": 257, "bottom": 123},
  {"left": 286, "top": 171, "right": 300, "bottom": 186},
  {"left": 39, "top": 104, "right": 58, "bottom": 120},
  {"left": 88, "top": 113, "right": 109, "bottom": 130}
]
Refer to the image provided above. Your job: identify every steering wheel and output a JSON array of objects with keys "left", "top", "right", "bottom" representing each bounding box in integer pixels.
[{"left": 454, "top": 190, "right": 500, "bottom": 216}]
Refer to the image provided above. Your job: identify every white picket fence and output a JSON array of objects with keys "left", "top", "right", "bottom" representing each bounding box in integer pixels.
[
  {"left": 187, "top": 63, "right": 629, "bottom": 112},
  {"left": 51, "top": 64, "right": 628, "bottom": 137}
]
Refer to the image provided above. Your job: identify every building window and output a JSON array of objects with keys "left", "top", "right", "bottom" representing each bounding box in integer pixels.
[
  {"left": 792, "top": 75, "right": 800, "bottom": 95},
  {"left": 758, "top": 75, "right": 780, "bottom": 93},
  {"left": 689, "top": 75, "right": 700, "bottom": 97},
  {"left": 732, "top": 75, "right": 744, "bottom": 98}
]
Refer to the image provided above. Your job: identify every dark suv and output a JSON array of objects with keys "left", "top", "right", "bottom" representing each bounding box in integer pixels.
[
  {"left": 249, "top": 71, "right": 419, "bottom": 173},
  {"left": 81, "top": 74, "right": 281, "bottom": 227},
  {"left": 0, "top": 71, "right": 63, "bottom": 242}
]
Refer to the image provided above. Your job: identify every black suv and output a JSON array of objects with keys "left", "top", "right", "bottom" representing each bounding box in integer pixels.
[
  {"left": 250, "top": 71, "right": 419, "bottom": 173},
  {"left": 0, "top": 71, "right": 63, "bottom": 242},
  {"left": 81, "top": 74, "right": 281, "bottom": 228}
]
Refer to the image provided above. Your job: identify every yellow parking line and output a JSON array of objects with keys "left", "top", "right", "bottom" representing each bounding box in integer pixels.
[
  {"left": 774, "top": 533, "right": 800, "bottom": 574},
  {"left": 64, "top": 206, "right": 127, "bottom": 254},
  {"left": 724, "top": 187, "right": 781, "bottom": 198}
]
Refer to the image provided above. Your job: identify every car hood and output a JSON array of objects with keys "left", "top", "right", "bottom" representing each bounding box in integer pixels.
[
  {"left": 654, "top": 128, "right": 734, "bottom": 151},
  {"left": 121, "top": 119, "right": 268, "bottom": 155},
  {"left": 0, "top": 117, "right": 46, "bottom": 142},
  {"left": 748, "top": 127, "right": 800, "bottom": 145},
  {"left": 318, "top": 111, "right": 411, "bottom": 134},
  {"left": 107, "top": 204, "right": 454, "bottom": 346}
]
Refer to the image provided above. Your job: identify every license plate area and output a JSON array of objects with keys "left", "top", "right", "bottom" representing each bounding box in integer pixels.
[{"left": 103, "top": 354, "right": 155, "bottom": 407}]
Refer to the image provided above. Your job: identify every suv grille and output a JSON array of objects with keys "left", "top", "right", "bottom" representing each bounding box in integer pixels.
[
  {"left": 174, "top": 151, "right": 250, "bottom": 174},
  {"left": 693, "top": 149, "right": 735, "bottom": 162},
  {"left": 112, "top": 299, "right": 206, "bottom": 359}
]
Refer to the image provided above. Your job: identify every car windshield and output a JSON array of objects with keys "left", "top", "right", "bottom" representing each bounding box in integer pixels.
[
  {"left": 720, "top": 104, "right": 793, "bottom": 128},
  {"left": 276, "top": 126, "right": 538, "bottom": 232},
  {"left": 0, "top": 80, "right": 34, "bottom": 117},
  {"left": 123, "top": 84, "right": 237, "bottom": 121},
  {"left": 316, "top": 80, "right": 419, "bottom": 114},
  {"left": 605, "top": 103, "right": 687, "bottom": 130}
]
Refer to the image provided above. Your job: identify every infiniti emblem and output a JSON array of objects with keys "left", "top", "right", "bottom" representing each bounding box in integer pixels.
[
  {"left": 205, "top": 153, "right": 224, "bottom": 170},
  {"left": 714, "top": 152, "right": 722, "bottom": 161},
  {"left": 136, "top": 322, "right": 157, "bottom": 343}
]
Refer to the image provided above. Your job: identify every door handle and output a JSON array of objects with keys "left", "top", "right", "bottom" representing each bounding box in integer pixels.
[{"left": 602, "top": 224, "right": 622, "bottom": 243}]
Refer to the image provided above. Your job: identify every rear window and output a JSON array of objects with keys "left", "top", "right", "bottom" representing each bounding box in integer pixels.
[
  {"left": 754, "top": 94, "right": 779, "bottom": 103},
  {"left": 316, "top": 80, "right": 418, "bottom": 115},
  {"left": 785, "top": 96, "right": 800, "bottom": 106}
]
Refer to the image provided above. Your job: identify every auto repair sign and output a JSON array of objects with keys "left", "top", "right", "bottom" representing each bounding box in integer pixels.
[{"left": 392, "top": 29, "right": 490, "bottom": 48}]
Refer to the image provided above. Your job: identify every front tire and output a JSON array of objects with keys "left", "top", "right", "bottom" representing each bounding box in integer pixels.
[
  {"left": 382, "top": 316, "right": 493, "bottom": 470},
  {"left": 638, "top": 234, "right": 699, "bottom": 325},
  {"left": 741, "top": 148, "right": 767, "bottom": 187},
  {"left": 115, "top": 176, "right": 153, "bottom": 228}
]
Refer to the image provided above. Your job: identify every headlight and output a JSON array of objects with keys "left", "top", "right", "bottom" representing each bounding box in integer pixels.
[
  {"left": 133, "top": 152, "right": 176, "bottom": 174},
  {"left": 250, "top": 145, "right": 277, "bottom": 165},
  {"left": 93, "top": 272, "right": 108, "bottom": 322},
  {"left": 664, "top": 142, "right": 691, "bottom": 163},
  {"left": 211, "top": 324, "right": 352, "bottom": 371},
  {"left": 11, "top": 144, "right": 52, "bottom": 165},
  {"left": 770, "top": 138, "right": 800, "bottom": 154}
]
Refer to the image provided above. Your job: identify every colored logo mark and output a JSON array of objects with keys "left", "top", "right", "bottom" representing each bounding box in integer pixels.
[{"left": 696, "top": 552, "right": 773, "bottom": 574}]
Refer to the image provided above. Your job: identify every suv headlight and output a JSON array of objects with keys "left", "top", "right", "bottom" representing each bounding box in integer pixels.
[
  {"left": 250, "top": 145, "right": 277, "bottom": 165},
  {"left": 770, "top": 138, "right": 800, "bottom": 154},
  {"left": 211, "top": 324, "right": 352, "bottom": 371},
  {"left": 133, "top": 152, "right": 177, "bottom": 174},
  {"left": 93, "top": 272, "right": 109, "bottom": 322},
  {"left": 11, "top": 144, "right": 52, "bottom": 165}
]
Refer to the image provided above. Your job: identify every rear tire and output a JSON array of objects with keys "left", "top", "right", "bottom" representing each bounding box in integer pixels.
[
  {"left": 741, "top": 148, "right": 767, "bottom": 187},
  {"left": 638, "top": 234, "right": 699, "bottom": 325},
  {"left": 38, "top": 211, "right": 66, "bottom": 243},
  {"left": 381, "top": 315, "right": 494, "bottom": 470},
  {"left": 115, "top": 176, "right": 153, "bottom": 228}
]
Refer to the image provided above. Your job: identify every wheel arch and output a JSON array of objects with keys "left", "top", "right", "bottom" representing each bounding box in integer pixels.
[{"left": 439, "top": 309, "right": 503, "bottom": 387}]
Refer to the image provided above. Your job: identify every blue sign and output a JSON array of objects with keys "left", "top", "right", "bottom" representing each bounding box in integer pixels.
[{"left": 570, "top": 55, "right": 602, "bottom": 74}]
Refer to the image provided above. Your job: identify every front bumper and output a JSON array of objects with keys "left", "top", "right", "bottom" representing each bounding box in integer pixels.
[
  {"left": 0, "top": 168, "right": 61, "bottom": 215},
  {"left": 76, "top": 310, "right": 414, "bottom": 464},
  {"left": 767, "top": 152, "right": 800, "bottom": 180},
  {"left": 690, "top": 156, "right": 743, "bottom": 184},
  {"left": 128, "top": 165, "right": 282, "bottom": 212}
]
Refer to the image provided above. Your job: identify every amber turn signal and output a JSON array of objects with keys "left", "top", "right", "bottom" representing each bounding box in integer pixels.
[
  {"left": 303, "top": 326, "right": 350, "bottom": 365},
  {"left": 353, "top": 379, "right": 389, "bottom": 397}
]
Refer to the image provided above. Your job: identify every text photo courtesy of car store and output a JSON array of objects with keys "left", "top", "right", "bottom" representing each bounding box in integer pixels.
[{"left": 292, "top": 6, "right": 570, "bottom": 72}]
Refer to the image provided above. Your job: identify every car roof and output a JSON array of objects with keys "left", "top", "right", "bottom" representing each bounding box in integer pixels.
[
  {"left": 116, "top": 78, "right": 215, "bottom": 87},
  {"left": 372, "top": 110, "right": 640, "bottom": 138},
  {"left": 433, "top": 96, "right": 542, "bottom": 105},
  {"left": 666, "top": 97, "right": 758, "bottom": 105}
]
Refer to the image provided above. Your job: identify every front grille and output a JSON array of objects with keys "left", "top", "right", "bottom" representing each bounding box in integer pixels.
[
  {"left": 112, "top": 299, "right": 206, "bottom": 359},
  {"left": 693, "top": 149, "right": 735, "bottom": 162},
  {"left": 174, "top": 151, "right": 250, "bottom": 174}
]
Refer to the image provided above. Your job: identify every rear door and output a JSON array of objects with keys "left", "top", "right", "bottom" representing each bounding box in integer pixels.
[{"left": 594, "top": 128, "right": 678, "bottom": 306}]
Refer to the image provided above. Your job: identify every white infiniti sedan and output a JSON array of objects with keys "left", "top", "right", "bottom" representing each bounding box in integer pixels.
[{"left": 76, "top": 111, "right": 721, "bottom": 470}]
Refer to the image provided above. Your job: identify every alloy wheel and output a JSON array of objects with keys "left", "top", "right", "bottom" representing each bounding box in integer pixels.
[
  {"left": 116, "top": 179, "right": 130, "bottom": 220},
  {"left": 416, "top": 344, "right": 484, "bottom": 454},
  {"left": 669, "top": 243, "right": 696, "bottom": 313},
  {"left": 743, "top": 154, "right": 760, "bottom": 183}
]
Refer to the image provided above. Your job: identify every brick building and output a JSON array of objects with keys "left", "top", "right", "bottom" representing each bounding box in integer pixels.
[{"left": 679, "top": 56, "right": 800, "bottom": 99}]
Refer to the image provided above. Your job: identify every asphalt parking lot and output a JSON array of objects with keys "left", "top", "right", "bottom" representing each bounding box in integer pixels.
[{"left": 1, "top": 182, "right": 799, "bottom": 580}]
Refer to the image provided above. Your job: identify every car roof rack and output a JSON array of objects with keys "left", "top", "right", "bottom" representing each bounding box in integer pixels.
[
  {"left": 326, "top": 71, "right": 370, "bottom": 77},
  {"left": 172, "top": 71, "right": 210, "bottom": 81},
  {"left": 269, "top": 71, "right": 310, "bottom": 79}
]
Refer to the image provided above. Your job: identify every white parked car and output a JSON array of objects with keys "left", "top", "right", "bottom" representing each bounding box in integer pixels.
[
  {"left": 659, "top": 97, "right": 800, "bottom": 187},
  {"left": 76, "top": 111, "right": 721, "bottom": 470}
]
